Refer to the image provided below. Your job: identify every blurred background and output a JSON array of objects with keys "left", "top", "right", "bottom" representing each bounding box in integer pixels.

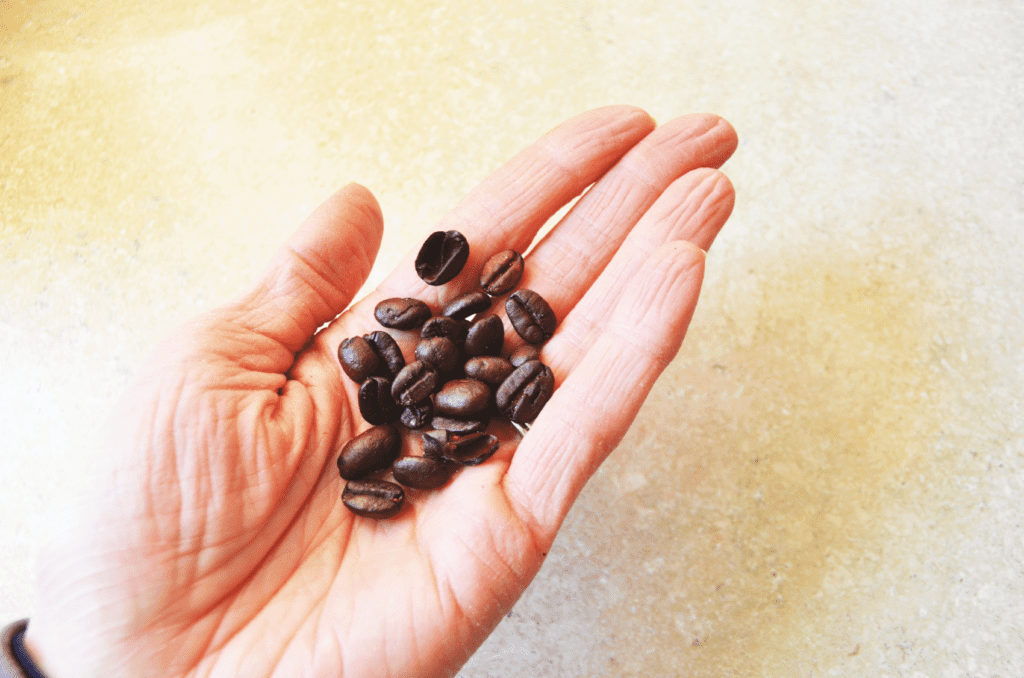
[{"left": 2, "top": 0, "right": 1022, "bottom": 675}]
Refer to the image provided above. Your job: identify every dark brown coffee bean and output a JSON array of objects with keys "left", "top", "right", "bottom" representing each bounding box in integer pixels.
[
  {"left": 391, "top": 361, "right": 439, "bottom": 406},
  {"left": 400, "top": 400, "right": 433, "bottom": 429},
  {"left": 464, "top": 314, "right": 504, "bottom": 356},
  {"left": 496, "top": 360, "right": 555, "bottom": 424},
  {"left": 342, "top": 479, "right": 404, "bottom": 519},
  {"left": 441, "top": 291, "right": 492, "bottom": 320},
  {"left": 336, "top": 425, "right": 401, "bottom": 480},
  {"left": 434, "top": 378, "right": 491, "bottom": 417},
  {"left": 479, "top": 249, "right": 524, "bottom": 296},
  {"left": 338, "top": 336, "right": 379, "bottom": 383},
  {"left": 464, "top": 356, "right": 514, "bottom": 386},
  {"left": 375, "top": 298, "right": 432, "bottom": 329},
  {"left": 358, "top": 376, "right": 399, "bottom": 424},
  {"left": 415, "top": 336, "right": 460, "bottom": 373},
  {"left": 420, "top": 316, "right": 469, "bottom": 348},
  {"left": 420, "top": 428, "right": 451, "bottom": 458},
  {"left": 430, "top": 414, "right": 490, "bottom": 434},
  {"left": 364, "top": 331, "right": 405, "bottom": 378},
  {"left": 506, "top": 290, "right": 557, "bottom": 344},
  {"left": 415, "top": 230, "right": 470, "bottom": 285},
  {"left": 508, "top": 344, "right": 541, "bottom": 367},
  {"left": 392, "top": 456, "right": 456, "bottom": 489},
  {"left": 446, "top": 432, "right": 500, "bottom": 466}
]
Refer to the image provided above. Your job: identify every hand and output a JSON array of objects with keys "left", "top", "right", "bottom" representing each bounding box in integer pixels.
[{"left": 26, "top": 106, "right": 737, "bottom": 678}]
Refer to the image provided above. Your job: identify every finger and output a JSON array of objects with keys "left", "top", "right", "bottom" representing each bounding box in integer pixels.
[
  {"left": 503, "top": 240, "right": 706, "bottom": 542},
  {"left": 544, "top": 168, "right": 734, "bottom": 378},
  {"left": 374, "top": 105, "right": 657, "bottom": 305},
  {"left": 233, "top": 183, "right": 384, "bottom": 356},
  {"left": 505, "top": 115, "right": 736, "bottom": 342}
]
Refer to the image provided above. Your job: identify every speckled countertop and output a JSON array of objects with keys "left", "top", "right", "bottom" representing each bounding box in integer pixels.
[{"left": 2, "top": 1, "right": 1023, "bottom": 675}]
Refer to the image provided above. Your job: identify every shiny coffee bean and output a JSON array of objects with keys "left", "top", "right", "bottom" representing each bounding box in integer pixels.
[
  {"left": 415, "top": 230, "right": 470, "bottom": 285},
  {"left": 464, "top": 356, "right": 513, "bottom": 386},
  {"left": 364, "top": 330, "right": 405, "bottom": 378},
  {"left": 342, "top": 479, "right": 405, "bottom": 519},
  {"left": 392, "top": 456, "right": 456, "bottom": 490},
  {"left": 337, "top": 425, "right": 401, "bottom": 480},
  {"left": 358, "top": 376, "right": 399, "bottom": 425},
  {"left": 391, "top": 360, "right": 440, "bottom": 406},
  {"left": 415, "top": 336, "right": 460, "bottom": 373},
  {"left": 464, "top": 314, "right": 504, "bottom": 356},
  {"left": 445, "top": 432, "right": 500, "bottom": 466},
  {"left": 508, "top": 344, "right": 541, "bottom": 367},
  {"left": 338, "top": 336, "right": 379, "bottom": 383},
  {"left": 420, "top": 428, "right": 451, "bottom": 458},
  {"left": 421, "top": 316, "right": 469, "bottom": 348},
  {"left": 434, "top": 378, "right": 491, "bottom": 417},
  {"left": 441, "top": 291, "right": 492, "bottom": 320},
  {"left": 400, "top": 400, "right": 432, "bottom": 429},
  {"left": 496, "top": 360, "right": 555, "bottom": 424},
  {"left": 479, "top": 249, "right": 524, "bottom": 296},
  {"left": 375, "top": 298, "right": 432, "bottom": 330},
  {"left": 430, "top": 414, "right": 490, "bottom": 434},
  {"left": 506, "top": 289, "right": 557, "bottom": 344}
]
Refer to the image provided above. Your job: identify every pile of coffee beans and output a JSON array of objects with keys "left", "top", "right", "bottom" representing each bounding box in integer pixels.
[{"left": 337, "top": 230, "right": 557, "bottom": 519}]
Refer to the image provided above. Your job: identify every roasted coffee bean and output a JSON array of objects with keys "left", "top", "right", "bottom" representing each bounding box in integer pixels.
[
  {"left": 508, "top": 344, "right": 541, "bottom": 367},
  {"left": 415, "top": 336, "right": 460, "bottom": 373},
  {"left": 430, "top": 414, "right": 490, "bottom": 434},
  {"left": 464, "top": 314, "right": 504, "bottom": 356},
  {"left": 441, "top": 291, "right": 492, "bottom": 320},
  {"left": 415, "top": 230, "right": 470, "bottom": 285},
  {"left": 464, "top": 356, "right": 514, "bottom": 386},
  {"left": 391, "top": 360, "right": 439, "bottom": 406},
  {"left": 496, "top": 360, "right": 555, "bottom": 424},
  {"left": 400, "top": 400, "right": 433, "bottom": 429},
  {"left": 445, "top": 432, "right": 500, "bottom": 466},
  {"left": 337, "top": 425, "right": 401, "bottom": 480},
  {"left": 420, "top": 428, "right": 451, "bottom": 458},
  {"left": 375, "top": 298, "right": 432, "bottom": 330},
  {"left": 342, "top": 479, "right": 404, "bottom": 519},
  {"left": 364, "top": 330, "right": 405, "bottom": 378},
  {"left": 338, "top": 336, "right": 379, "bottom": 383},
  {"left": 506, "top": 289, "right": 557, "bottom": 344},
  {"left": 479, "top": 249, "right": 524, "bottom": 296},
  {"left": 434, "top": 378, "right": 491, "bottom": 417},
  {"left": 358, "top": 376, "right": 399, "bottom": 424},
  {"left": 420, "top": 316, "right": 469, "bottom": 348},
  {"left": 392, "top": 456, "right": 456, "bottom": 490}
]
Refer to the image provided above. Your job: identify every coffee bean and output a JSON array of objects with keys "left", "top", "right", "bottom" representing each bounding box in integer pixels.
[
  {"left": 434, "top": 378, "right": 491, "bottom": 417},
  {"left": 479, "top": 249, "right": 524, "bottom": 296},
  {"left": 364, "top": 331, "right": 405, "bottom": 378},
  {"left": 464, "top": 314, "right": 504, "bottom": 356},
  {"left": 337, "top": 425, "right": 401, "bottom": 480},
  {"left": 358, "top": 376, "right": 399, "bottom": 425},
  {"left": 508, "top": 344, "right": 541, "bottom": 367},
  {"left": 375, "top": 298, "right": 432, "bottom": 330},
  {"left": 444, "top": 432, "right": 500, "bottom": 466},
  {"left": 420, "top": 428, "right": 451, "bottom": 458},
  {"left": 392, "top": 456, "right": 456, "bottom": 489},
  {"left": 441, "top": 291, "right": 492, "bottom": 320},
  {"left": 391, "top": 360, "right": 439, "bottom": 406},
  {"left": 415, "top": 336, "right": 460, "bottom": 373},
  {"left": 464, "top": 356, "right": 513, "bottom": 386},
  {"left": 421, "top": 316, "right": 469, "bottom": 348},
  {"left": 495, "top": 360, "right": 554, "bottom": 424},
  {"left": 342, "top": 479, "right": 405, "bottom": 519},
  {"left": 506, "top": 290, "right": 557, "bottom": 345},
  {"left": 400, "top": 400, "right": 433, "bottom": 429},
  {"left": 415, "top": 230, "right": 470, "bottom": 285},
  {"left": 430, "top": 414, "right": 490, "bottom": 434},
  {"left": 338, "top": 336, "right": 379, "bottom": 383}
]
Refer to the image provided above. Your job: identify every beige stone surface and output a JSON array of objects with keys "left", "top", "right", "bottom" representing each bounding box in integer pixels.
[{"left": 2, "top": 0, "right": 1022, "bottom": 675}]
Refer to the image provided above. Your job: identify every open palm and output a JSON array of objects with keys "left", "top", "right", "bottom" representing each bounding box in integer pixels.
[{"left": 27, "top": 106, "right": 737, "bottom": 678}]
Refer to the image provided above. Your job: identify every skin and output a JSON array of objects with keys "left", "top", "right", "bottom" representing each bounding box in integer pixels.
[{"left": 25, "top": 105, "right": 737, "bottom": 678}]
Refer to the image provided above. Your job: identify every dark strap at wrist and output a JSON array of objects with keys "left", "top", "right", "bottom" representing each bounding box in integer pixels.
[{"left": 1, "top": 620, "right": 48, "bottom": 678}]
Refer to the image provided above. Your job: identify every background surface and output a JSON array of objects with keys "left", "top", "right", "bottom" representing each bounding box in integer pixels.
[{"left": 3, "top": 0, "right": 1023, "bottom": 675}]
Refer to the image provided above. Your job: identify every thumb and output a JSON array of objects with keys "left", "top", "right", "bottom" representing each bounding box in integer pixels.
[{"left": 234, "top": 183, "right": 384, "bottom": 353}]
